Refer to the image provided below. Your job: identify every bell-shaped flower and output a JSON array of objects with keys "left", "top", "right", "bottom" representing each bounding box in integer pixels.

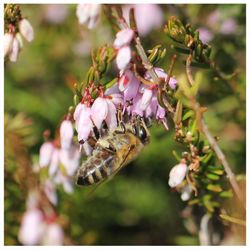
[
  {"left": 76, "top": 4, "right": 100, "bottom": 29},
  {"left": 168, "top": 163, "right": 188, "bottom": 188},
  {"left": 18, "top": 208, "right": 44, "bottom": 245},
  {"left": 60, "top": 120, "right": 74, "bottom": 149},
  {"left": 59, "top": 146, "right": 80, "bottom": 176},
  {"left": 9, "top": 36, "right": 21, "bottom": 62},
  {"left": 114, "top": 28, "right": 134, "bottom": 49},
  {"left": 48, "top": 148, "right": 60, "bottom": 176},
  {"left": 19, "top": 19, "right": 34, "bottom": 42},
  {"left": 74, "top": 103, "right": 92, "bottom": 143},
  {"left": 116, "top": 46, "right": 131, "bottom": 70},
  {"left": 91, "top": 97, "right": 118, "bottom": 130},
  {"left": 42, "top": 223, "right": 64, "bottom": 245},
  {"left": 4, "top": 33, "right": 14, "bottom": 57},
  {"left": 181, "top": 184, "right": 193, "bottom": 201},
  {"left": 39, "top": 142, "right": 54, "bottom": 167},
  {"left": 140, "top": 87, "right": 154, "bottom": 111}
]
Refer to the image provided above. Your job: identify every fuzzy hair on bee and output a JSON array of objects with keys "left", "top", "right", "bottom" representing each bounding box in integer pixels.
[{"left": 75, "top": 116, "right": 150, "bottom": 186}]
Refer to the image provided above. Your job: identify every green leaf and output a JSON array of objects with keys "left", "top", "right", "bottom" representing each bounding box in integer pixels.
[
  {"left": 206, "top": 184, "right": 222, "bottom": 192},
  {"left": 206, "top": 173, "right": 220, "bottom": 181}
]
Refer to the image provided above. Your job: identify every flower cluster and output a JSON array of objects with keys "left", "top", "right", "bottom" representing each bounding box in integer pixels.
[
  {"left": 4, "top": 5, "right": 34, "bottom": 63},
  {"left": 38, "top": 119, "right": 80, "bottom": 203},
  {"left": 18, "top": 191, "right": 64, "bottom": 245},
  {"left": 76, "top": 4, "right": 101, "bottom": 29}
]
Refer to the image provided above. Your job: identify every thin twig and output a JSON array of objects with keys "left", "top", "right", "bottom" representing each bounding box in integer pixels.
[{"left": 185, "top": 54, "right": 245, "bottom": 208}]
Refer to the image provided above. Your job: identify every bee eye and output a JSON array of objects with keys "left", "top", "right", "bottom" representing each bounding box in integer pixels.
[{"left": 138, "top": 126, "right": 148, "bottom": 143}]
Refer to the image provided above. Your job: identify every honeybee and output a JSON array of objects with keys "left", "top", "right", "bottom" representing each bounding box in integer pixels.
[{"left": 75, "top": 115, "right": 150, "bottom": 186}]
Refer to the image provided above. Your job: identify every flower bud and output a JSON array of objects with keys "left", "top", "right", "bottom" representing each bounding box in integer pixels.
[
  {"left": 19, "top": 18, "right": 34, "bottom": 42},
  {"left": 42, "top": 223, "right": 64, "bottom": 245},
  {"left": 114, "top": 28, "right": 134, "bottom": 49},
  {"left": 166, "top": 16, "right": 186, "bottom": 43},
  {"left": 116, "top": 46, "right": 131, "bottom": 70},
  {"left": 9, "top": 36, "right": 21, "bottom": 62},
  {"left": 168, "top": 163, "right": 187, "bottom": 188},
  {"left": 39, "top": 142, "right": 54, "bottom": 167}
]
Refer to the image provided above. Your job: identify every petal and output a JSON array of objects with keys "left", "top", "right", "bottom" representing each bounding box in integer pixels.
[
  {"left": 60, "top": 120, "right": 74, "bottom": 149},
  {"left": 168, "top": 163, "right": 187, "bottom": 188},
  {"left": 91, "top": 97, "right": 108, "bottom": 129},
  {"left": 48, "top": 149, "right": 60, "bottom": 176},
  {"left": 109, "top": 93, "right": 123, "bottom": 106},
  {"left": 104, "top": 83, "right": 120, "bottom": 95},
  {"left": 114, "top": 28, "right": 134, "bottom": 49},
  {"left": 76, "top": 105, "right": 92, "bottom": 132},
  {"left": 131, "top": 94, "right": 143, "bottom": 116},
  {"left": 105, "top": 100, "right": 117, "bottom": 129},
  {"left": 19, "top": 19, "right": 34, "bottom": 42},
  {"left": 42, "top": 223, "right": 64, "bottom": 246},
  {"left": 140, "top": 88, "right": 153, "bottom": 110},
  {"left": 39, "top": 142, "right": 54, "bottom": 167},
  {"left": 43, "top": 180, "right": 58, "bottom": 205},
  {"left": 4, "top": 33, "right": 13, "bottom": 57},
  {"left": 9, "top": 37, "right": 20, "bottom": 62},
  {"left": 73, "top": 103, "right": 85, "bottom": 121},
  {"left": 124, "top": 74, "right": 140, "bottom": 101},
  {"left": 77, "top": 123, "right": 92, "bottom": 142},
  {"left": 116, "top": 46, "right": 131, "bottom": 70}
]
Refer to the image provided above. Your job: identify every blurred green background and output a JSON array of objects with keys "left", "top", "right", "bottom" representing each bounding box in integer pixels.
[{"left": 4, "top": 4, "right": 246, "bottom": 245}]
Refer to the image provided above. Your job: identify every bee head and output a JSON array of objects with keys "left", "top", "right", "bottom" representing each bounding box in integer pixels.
[{"left": 132, "top": 117, "right": 150, "bottom": 144}]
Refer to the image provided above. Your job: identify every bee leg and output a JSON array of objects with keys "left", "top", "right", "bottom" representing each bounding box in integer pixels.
[
  {"left": 116, "top": 107, "right": 126, "bottom": 133},
  {"left": 98, "top": 139, "right": 117, "bottom": 153}
]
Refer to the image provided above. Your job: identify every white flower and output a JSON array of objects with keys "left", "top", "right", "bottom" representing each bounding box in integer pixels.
[
  {"left": 60, "top": 120, "right": 74, "bottom": 149},
  {"left": 114, "top": 28, "right": 134, "bottom": 49},
  {"left": 39, "top": 142, "right": 54, "bottom": 167},
  {"left": 19, "top": 19, "right": 34, "bottom": 42},
  {"left": 116, "top": 46, "right": 131, "bottom": 70},
  {"left": 76, "top": 4, "right": 101, "bottom": 29},
  {"left": 9, "top": 36, "right": 21, "bottom": 62},
  {"left": 18, "top": 208, "right": 45, "bottom": 245},
  {"left": 43, "top": 180, "right": 58, "bottom": 205},
  {"left": 42, "top": 223, "right": 64, "bottom": 245},
  {"left": 4, "top": 33, "right": 14, "bottom": 57},
  {"left": 168, "top": 163, "right": 188, "bottom": 188},
  {"left": 181, "top": 184, "right": 193, "bottom": 201}
]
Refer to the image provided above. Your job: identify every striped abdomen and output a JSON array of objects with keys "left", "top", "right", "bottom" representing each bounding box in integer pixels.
[{"left": 76, "top": 148, "right": 115, "bottom": 186}]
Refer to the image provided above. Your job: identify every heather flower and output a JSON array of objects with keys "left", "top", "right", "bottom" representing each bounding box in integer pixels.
[
  {"left": 74, "top": 103, "right": 92, "bottom": 143},
  {"left": 91, "top": 97, "right": 117, "bottom": 130},
  {"left": 118, "top": 70, "right": 140, "bottom": 101},
  {"left": 39, "top": 142, "right": 54, "bottom": 167},
  {"left": 198, "top": 27, "right": 214, "bottom": 44},
  {"left": 19, "top": 18, "right": 34, "bottom": 42},
  {"left": 221, "top": 18, "right": 237, "bottom": 34},
  {"left": 116, "top": 46, "right": 132, "bottom": 70},
  {"left": 42, "top": 223, "right": 64, "bottom": 245},
  {"left": 4, "top": 33, "right": 14, "bottom": 57},
  {"left": 114, "top": 28, "right": 134, "bottom": 49},
  {"left": 18, "top": 208, "right": 44, "bottom": 245},
  {"left": 60, "top": 120, "right": 74, "bottom": 149},
  {"left": 123, "top": 4, "right": 164, "bottom": 36},
  {"left": 8, "top": 36, "right": 21, "bottom": 62},
  {"left": 54, "top": 171, "right": 73, "bottom": 194},
  {"left": 76, "top": 4, "right": 101, "bottom": 29},
  {"left": 168, "top": 163, "right": 188, "bottom": 188},
  {"left": 181, "top": 184, "right": 193, "bottom": 201},
  {"left": 44, "top": 4, "right": 68, "bottom": 24}
]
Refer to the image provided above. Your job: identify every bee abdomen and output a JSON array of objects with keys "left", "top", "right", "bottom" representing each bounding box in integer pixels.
[{"left": 76, "top": 154, "right": 114, "bottom": 186}]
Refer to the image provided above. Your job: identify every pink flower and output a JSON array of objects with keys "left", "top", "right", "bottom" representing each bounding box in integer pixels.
[
  {"left": 181, "top": 184, "right": 193, "bottom": 201},
  {"left": 60, "top": 120, "right": 74, "bottom": 149},
  {"left": 114, "top": 28, "right": 134, "bottom": 49},
  {"left": 48, "top": 148, "right": 60, "bottom": 176},
  {"left": 118, "top": 70, "right": 140, "bottom": 101},
  {"left": 168, "top": 163, "right": 188, "bottom": 188},
  {"left": 54, "top": 172, "right": 73, "bottom": 194},
  {"left": 91, "top": 97, "right": 117, "bottom": 130},
  {"left": 76, "top": 4, "right": 100, "bottom": 29},
  {"left": 18, "top": 208, "right": 44, "bottom": 245},
  {"left": 146, "top": 68, "right": 178, "bottom": 90},
  {"left": 74, "top": 103, "right": 92, "bottom": 143},
  {"left": 123, "top": 4, "right": 163, "bottom": 36},
  {"left": 42, "top": 223, "right": 64, "bottom": 245},
  {"left": 198, "top": 27, "right": 214, "bottom": 44},
  {"left": 59, "top": 146, "right": 80, "bottom": 176},
  {"left": 44, "top": 4, "right": 68, "bottom": 24},
  {"left": 116, "top": 46, "right": 131, "bottom": 70},
  {"left": 4, "top": 33, "right": 14, "bottom": 57},
  {"left": 140, "top": 88, "right": 154, "bottom": 110},
  {"left": 9, "top": 36, "right": 21, "bottom": 62},
  {"left": 39, "top": 142, "right": 54, "bottom": 167},
  {"left": 221, "top": 18, "right": 237, "bottom": 35},
  {"left": 19, "top": 19, "right": 34, "bottom": 42}
]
